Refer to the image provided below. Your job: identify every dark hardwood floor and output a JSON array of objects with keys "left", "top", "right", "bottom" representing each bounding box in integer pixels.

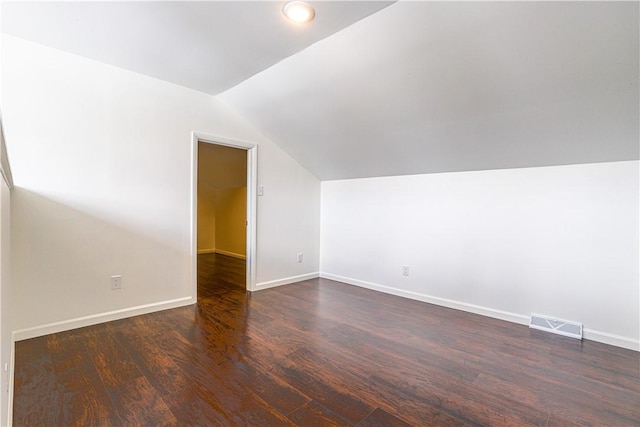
[{"left": 13, "top": 253, "right": 640, "bottom": 426}]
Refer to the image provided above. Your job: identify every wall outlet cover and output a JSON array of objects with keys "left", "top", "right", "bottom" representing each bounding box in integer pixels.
[{"left": 110, "top": 275, "right": 122, "bottom": 290}]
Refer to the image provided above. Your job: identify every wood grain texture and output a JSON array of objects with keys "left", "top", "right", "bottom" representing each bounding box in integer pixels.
[{"left": 13, "top": 253, "right": 640, "bottom": 426}]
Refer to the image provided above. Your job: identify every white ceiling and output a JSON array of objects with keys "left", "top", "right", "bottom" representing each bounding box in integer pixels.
[
  {"left": 1, "top": 1, "right": 392, "bottom": 95},
  {"left": 219, "top": 1, "right": 639, "bottom": 180},
  {"left": 3, "top": 1, "right": 638, "bottom": 180}
]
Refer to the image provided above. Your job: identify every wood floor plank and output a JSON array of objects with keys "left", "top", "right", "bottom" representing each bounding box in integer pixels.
[
  {"left": 288, "top": 400, "right": 353, "bottom": 426},
  {"left": 47, "top": 332, "right": 122, "bottom": 426},
  {"left": 355, "top": 408, "right": 412, "bottom": 427},
  {"left": 220, "top": 357, "right": 312, "bottom": 417},
  {"left": 107, "top": 376, "right": 178, "bottom": 426},
  {"left": 157, "top": 325, "right": 297, "bottom": 425},
  {"left": 471, "top": 372, "right": 635, "bottom": 426},
  {"left": 82, "top": 326, "right": 144, "bottom": 389},
  {"left": 13, "top": 253, "right": 640, "bottom": 426},
  {"left": 165, "top": 385, "right": 245, "bottom": 426},
  {"left": 13, "top": 337, "right": 64, "bottom": 427},
  {"left": 269, "top": 347, "right": 377, "bottom": 424},
  {"left": 283, "top": 345, "right": 466, "bottom": 426},
  {"left": 113, "top": 330, "right": 191, "bottom": 396}
]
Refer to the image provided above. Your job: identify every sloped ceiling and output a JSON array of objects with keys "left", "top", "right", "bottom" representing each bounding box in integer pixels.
[
  {"left": 2, "top": 1, "right": 639, "bottom": 180},
  {"left": 219, "top": 1, "right": 639, "bottom": 180},
  {"left": 1, "top": 1, "right": 392, "bottom": 95}
]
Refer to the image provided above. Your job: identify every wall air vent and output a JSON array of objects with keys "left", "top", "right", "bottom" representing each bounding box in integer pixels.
[{"left": 529, "top": 314, "right": 583, "bottom": 340}]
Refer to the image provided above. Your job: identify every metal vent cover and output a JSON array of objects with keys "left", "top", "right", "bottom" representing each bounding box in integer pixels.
[{"left": 529, "top": 314, "right": 583, "bottom": 340}]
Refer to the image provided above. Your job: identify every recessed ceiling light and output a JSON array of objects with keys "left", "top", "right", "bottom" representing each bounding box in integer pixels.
[{"left": 283, "top": 1, "right": 315, "bottom": 24}]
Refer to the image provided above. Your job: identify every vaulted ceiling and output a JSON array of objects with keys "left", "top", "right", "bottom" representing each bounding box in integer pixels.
[
  {"left": 3, "top": 1, "right": 638, "bottom": 180},
  {"left": 2, "top": 1, "right": 391, "bottom": 95}
]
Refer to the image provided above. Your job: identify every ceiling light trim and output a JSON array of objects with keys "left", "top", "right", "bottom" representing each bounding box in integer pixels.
[{"left": 283, "top": 1, "right": 315, "bottom": 24}]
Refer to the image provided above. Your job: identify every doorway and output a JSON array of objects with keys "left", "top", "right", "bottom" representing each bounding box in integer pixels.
[{"left": 191, "top": 132, "right": 257, "bottom": 298}]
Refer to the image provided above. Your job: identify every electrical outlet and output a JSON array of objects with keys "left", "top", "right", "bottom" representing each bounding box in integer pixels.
[
  {"left": 297, "top": 253, "right": 303, "bottom": 263},
  {"left": 111, "top": 275, "right": 122, "bottom": 290},
  {"left": 402, "top": 265, "right": 410, "bottom": 276}
]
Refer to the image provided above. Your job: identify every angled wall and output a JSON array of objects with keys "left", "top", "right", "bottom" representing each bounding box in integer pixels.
[{"left": 1, "top": 35, "right": 320, "bottom": 337}]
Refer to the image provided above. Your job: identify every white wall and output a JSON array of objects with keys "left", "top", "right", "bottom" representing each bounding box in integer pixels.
[
  {"left": 0, "top": 174, "right": 11, "bottom": 427},
  {"left": 321, "top": 161, "right": 639, "bottom": 350},
  {"left": 196, "top": 191, "right": 217, "bottom": 252},
  {"left": 215, "top": 187, "right": 247, "bottom": 258},
  {"left": 0, "top": 33, "right": 14, "bottom": 427},
  {"left": 2, "top": 35, "right": 320, "bottom": 336}
]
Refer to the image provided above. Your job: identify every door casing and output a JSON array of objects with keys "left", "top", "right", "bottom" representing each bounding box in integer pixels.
[{"left": 190, "top": 131, "right": 257, "bottom": 296}]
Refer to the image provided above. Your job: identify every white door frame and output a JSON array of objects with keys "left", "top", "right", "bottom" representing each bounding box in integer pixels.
[{"left": 190, "top": 131, "right": 258, "bottom": 296}]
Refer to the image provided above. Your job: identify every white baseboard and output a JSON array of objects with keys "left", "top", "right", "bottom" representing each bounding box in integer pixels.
[
  {"left": 320, "top": 272, "right": 639, "bottom": 352},
  {"left": 320, "top": 272, "right": 528, "bottom": 325},
  {"left": 12, "top": 296, "right": 195, "bottom": 342},
  {"left": 255, "top": 272, "right": 319, "bottom": 291},
  {"left": 197, "top": 249, "right": 246, "bottom": 259},
  {"left": 214, "top": 249, "right": 246, "bottom": 260},
  {"left": 582, "top": 329, "right": 639, "bottom": 351},
  {"left": 197, "top": 248, "right": 216, "bottom": 254}
]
